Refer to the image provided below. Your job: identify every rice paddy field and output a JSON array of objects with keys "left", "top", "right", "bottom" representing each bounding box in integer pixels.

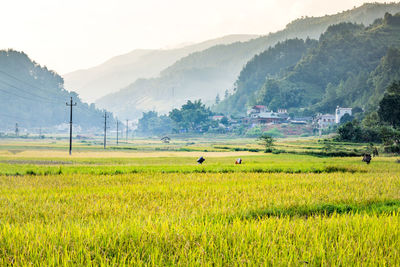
[{"left": 0, "top": 137, "right": 399, "bottom": 265}]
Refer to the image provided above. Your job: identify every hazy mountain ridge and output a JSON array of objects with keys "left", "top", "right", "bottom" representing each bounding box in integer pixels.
[
  {"left": 0, "top": 50, "right": 116, "bottom": 130},
  {"left": 285, "top": 2, "right": 400, "bottom": 35},
  {"left": 63, "top": 34, "right": 258, "bottom": 102},
  {"left": 96, "top": 2, "right": 400, "bottom": 120}
]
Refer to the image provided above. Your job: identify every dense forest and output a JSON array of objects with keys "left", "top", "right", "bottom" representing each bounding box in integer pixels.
[
  {"left": 0, "top": 50, "right": 116, "bottom": 131},
  {"left": 217, "top": 12, "right": 400, "bottom": 116}
]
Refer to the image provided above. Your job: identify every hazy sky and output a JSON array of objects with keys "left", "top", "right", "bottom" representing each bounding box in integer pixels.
[{"left": 0, "top": 0, "right": 392, "bottom": 74}]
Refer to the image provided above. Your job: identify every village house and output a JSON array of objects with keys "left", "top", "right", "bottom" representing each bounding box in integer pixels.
[
  {"left": 335, "top": 106, "right": 352, "bottom": 123},
  {"left": 314, "top": 107, "right": 352, "bottom": 131},
  {"left": 243, "top": 106, "right": 289, "bottom": 125},
  {"left": 289, "top": 116, "right": 313, "bottom": 125},
  {"left": 315, "top": 114, "right": 336, "bottom": 129},
  {"left": 247, "top": 105, "right": 268, "bottom": 116}
]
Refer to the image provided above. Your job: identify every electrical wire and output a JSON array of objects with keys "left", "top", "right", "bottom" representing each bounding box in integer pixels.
[
  {"left": 0, "top": 69, "right": 117, "bottom": 127},
  {"left": 0, "top": 111, "right": 26, "bottom": 121},
  {"left": 0, "top": 79, "right": 60, "bottom": 104},
  {"left": 0, "top": 69, "right": 64, "bottom": 99},
  {"left": 0, "top": 87, "right": 48, "bottom": 103}
]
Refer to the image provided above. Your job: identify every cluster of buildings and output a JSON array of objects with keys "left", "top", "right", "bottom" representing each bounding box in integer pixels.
[
  {"left": 211, "top": 105, "right": 353, "bottom": 136},
  {"left": 241, "top": 105, "right": 314, "bottom": 126},
  {"left": 240, "top": 105, "right": 352, "bottom": 128}
]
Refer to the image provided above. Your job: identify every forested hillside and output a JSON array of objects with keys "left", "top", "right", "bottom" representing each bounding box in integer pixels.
[
  {"left": 0, "top": 50, "right": 116, "bottom": 130},
  {"left": 218, "top": 12, "right": 400, "bottom": 116},
  {"left": 96, "top": 2, "right": 400, "bottom": 120},
  {"left": 214, "top": 38, "right": 318, "bottom": 114}
]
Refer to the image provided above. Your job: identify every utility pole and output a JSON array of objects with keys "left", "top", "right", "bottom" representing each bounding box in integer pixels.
[
  {"left": 66, "top": 97, "right": 77, "bottom": 155},
  {"left": 15, "top": 123, "right": 19, "bottom": 137},
  {"left": 116, "top": 118, "right": 119, "bottom": 145},
  {"left": 126, "top": 119, "right": 129, "bottom": 143},
  {"left": 103, "top": 112, "right": 109, "bottom": 149}
]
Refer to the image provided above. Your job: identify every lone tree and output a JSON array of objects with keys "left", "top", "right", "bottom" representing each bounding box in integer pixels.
[{"left": 258, "top": 134, "right": 275, "bottom": 152}]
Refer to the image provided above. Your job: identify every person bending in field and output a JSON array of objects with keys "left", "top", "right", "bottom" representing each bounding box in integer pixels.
[
  {"left": 197, "top": 156, "right": 205, "bottom": 164},
  {"left": 362, "top": 153, "right": 372, "bottom": 164}
]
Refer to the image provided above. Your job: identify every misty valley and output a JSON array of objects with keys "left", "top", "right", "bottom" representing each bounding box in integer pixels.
[{"left": 0, "top": 2, "right": 400, "bottom": 266}]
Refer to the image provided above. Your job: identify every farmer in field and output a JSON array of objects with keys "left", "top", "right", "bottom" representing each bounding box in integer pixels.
[
  {"left": 362, "top": 153, "right": 372, "bottom": 164},
  {"left": 197, "top": 156, "right": 205, "bottom": 164},
  {"left": 373, "top": 147, "right": 379, "bottom": 157},
  {"left": 369, "top": 143, "right": 379, "bottom": 157}
]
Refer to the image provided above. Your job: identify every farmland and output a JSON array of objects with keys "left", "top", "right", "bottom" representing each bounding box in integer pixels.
[{"left": 0, "top": 138, "right": 399, "bottom": 265}]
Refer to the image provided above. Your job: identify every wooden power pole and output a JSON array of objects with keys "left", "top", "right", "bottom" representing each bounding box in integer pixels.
[
  {"left": 103, "top": 112, "right": 109, "bottom": 149},
  {"left": 126, "top": 119, "right": 129, "bottom": 143},
  {"left": 66, "top": 97, "right": 76, "bottom": 155},
  {"left": 116, "top": 119, "right": 119, "bottom": 145}
]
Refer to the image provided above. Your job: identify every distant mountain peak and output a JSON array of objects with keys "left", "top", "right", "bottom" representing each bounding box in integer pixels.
[{"left": 63, "top": 34, "right": 259, "bottom": 103}]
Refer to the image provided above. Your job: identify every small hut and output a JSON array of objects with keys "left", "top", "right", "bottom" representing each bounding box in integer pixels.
[{"left": 161, "top": 136, "right": 171, "bottom": 143}]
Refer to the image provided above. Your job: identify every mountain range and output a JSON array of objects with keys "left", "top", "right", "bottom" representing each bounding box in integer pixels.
[
  {"left": 88, "top": 2, "right": 400, "bottom": 120},
  {"left": 63, "top": 34, "right": 258, "bottom": 102},
  {"left": 2, "top": 2, "right": 400, "bottom": 131}
]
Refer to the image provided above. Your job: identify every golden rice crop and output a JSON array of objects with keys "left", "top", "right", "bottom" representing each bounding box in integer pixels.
[{"left": 0, "top": 169, "right": 399, "bottom": 265}]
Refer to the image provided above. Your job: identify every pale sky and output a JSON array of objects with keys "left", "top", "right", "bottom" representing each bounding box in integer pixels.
[{"left": 0, "top": 0, "right": 392, "bottom": 74}]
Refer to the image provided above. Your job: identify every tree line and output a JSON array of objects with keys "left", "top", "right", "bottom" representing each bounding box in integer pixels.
[
  {"left": 336, "top": 81, "right": 400, "bottom": 153},
  {"left": 136, "top": 100, "right": 219, "bottom": 136}
]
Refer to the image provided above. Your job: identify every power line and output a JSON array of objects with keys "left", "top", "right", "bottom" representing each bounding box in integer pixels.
[
  {"left": 0, "top": 69, "right": 63, "bottom": 99},
  {"left": 0, "top": 111, "right": 26, "bottom": 121},
  {"left": 0, "top": 79, "right": 60, "bottom": 104},
  {"left": 0, "top": 69, "right": 117, "bottom": 114},
  {"left": 0, "top": 86, "right": 52, "bottom": 103},
  {"left": 0, "top": 69, "right": 119, "bottom": 129},
  {"left": 0, "top": 83, "right": 114, "bottom": 127}
]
